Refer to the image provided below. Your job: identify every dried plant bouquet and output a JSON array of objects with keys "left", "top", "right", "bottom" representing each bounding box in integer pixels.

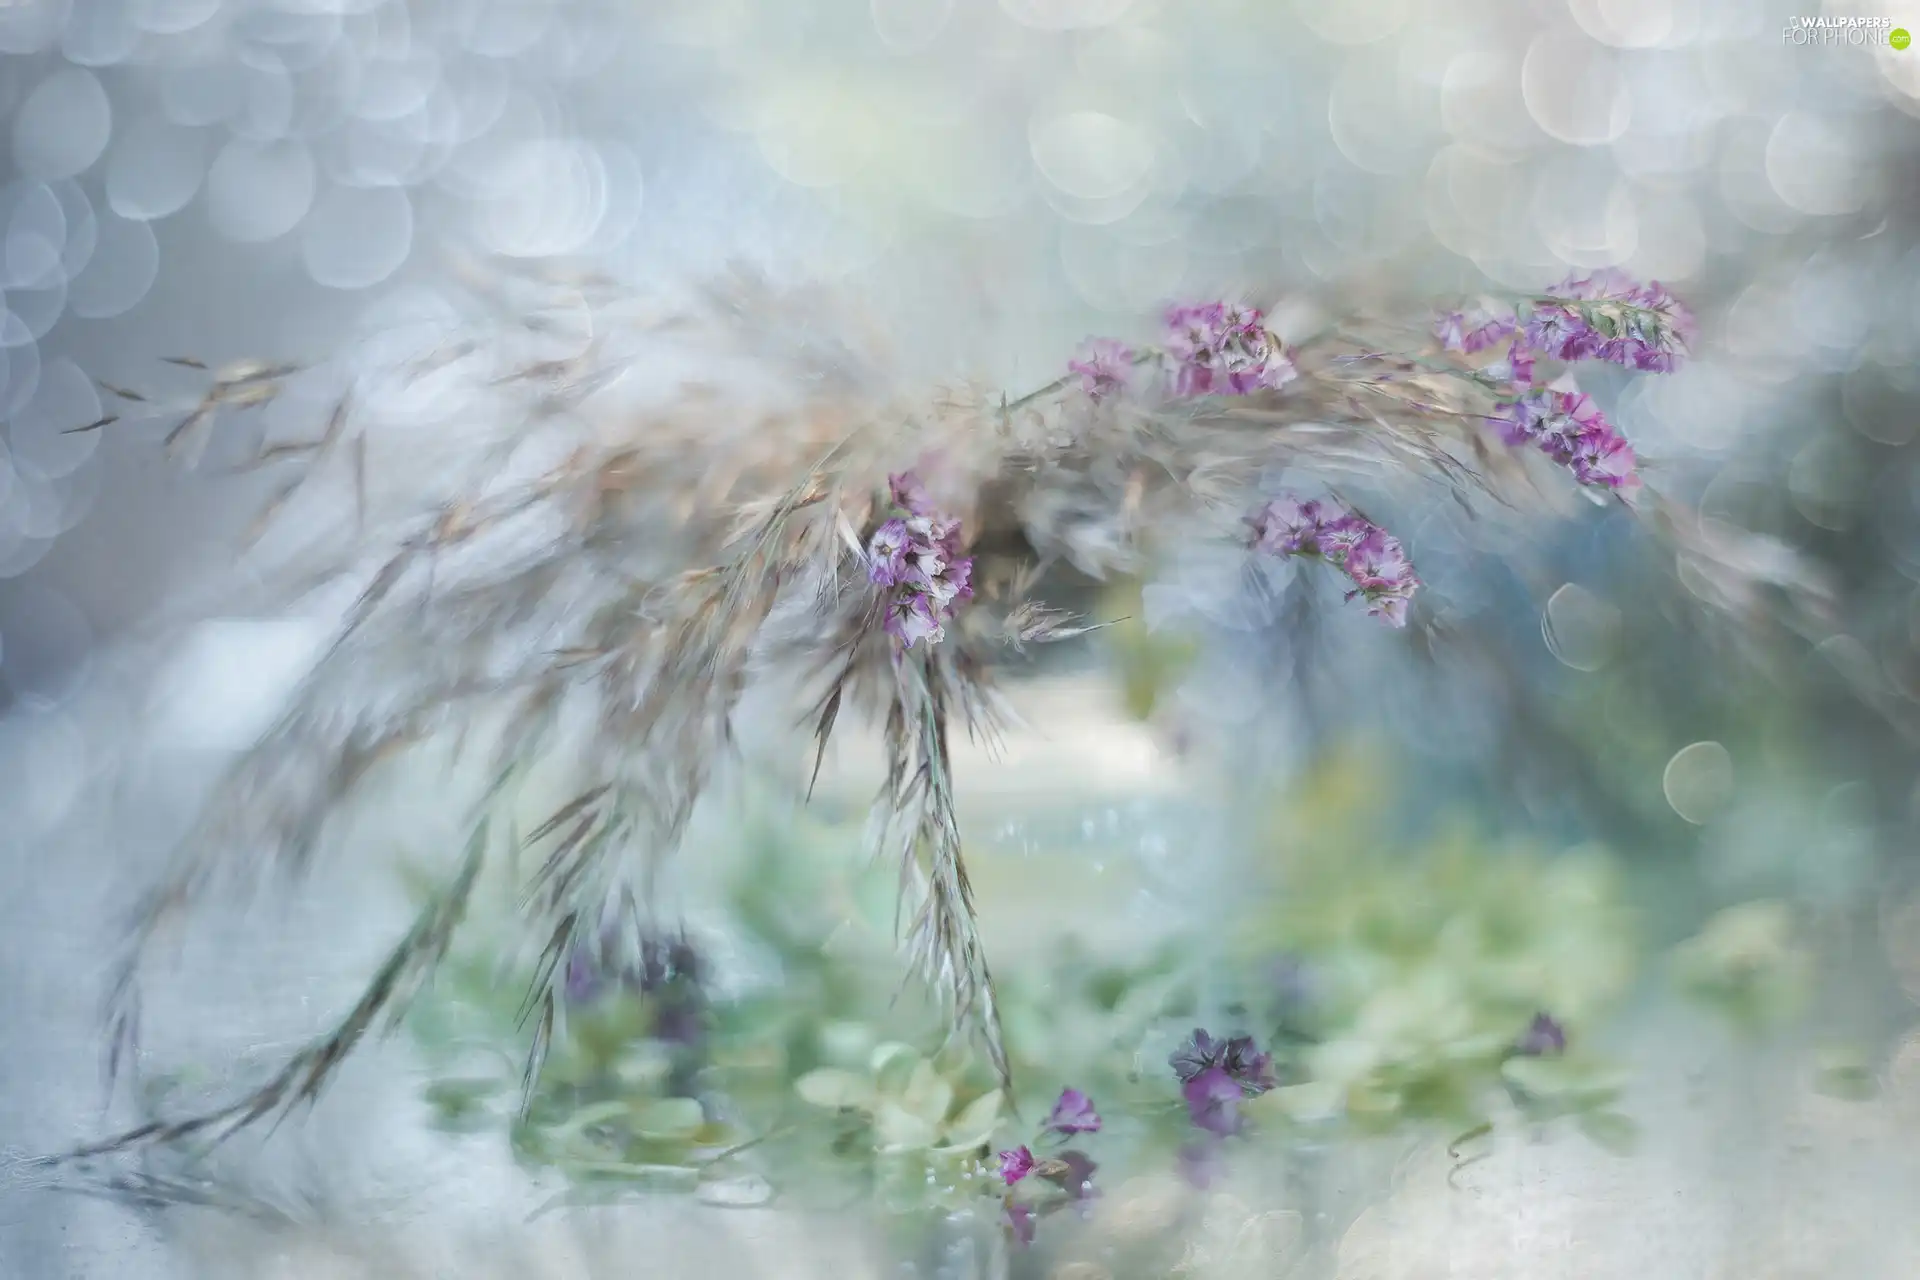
[{"left": 34, "top": 262, "right": 1822, "bottom": 1190}]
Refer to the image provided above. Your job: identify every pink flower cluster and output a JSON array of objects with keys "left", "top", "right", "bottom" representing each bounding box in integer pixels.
[
  {"left": 1432, "top": 303, "right": 1516, "bottom": 356},
  {"left": 1435, "top": 269, "right": 1695, "bottom": 384},
  {"left": 1168, "top": 1028, "right": 1279, "bottom": 1187},
  {"left": 996, "top": 1088, "right": 1103, "bottom": 1247},
  {"left": 1066, "top": 337, "right": 1134, "bottom": 400},
  {"left": 1065, "top": 301, "right": 1297, "bottom": 402},
  {"left": 1164, "top": 301, "right": 1298, "bottom": 397},
  {"left": 1432, "top": 270, "right": 1689, "bottom": 494},
  {"left": 1495, "top": 381, "right": 1640, "bottom": 492},
  {"left": 1250, "top": 495, "right": 1420, "bottom": 628},
  {"left": 1530, "top": 269, "right": 1696, "bottom": 374},
  {"left": 867, "top": 472, "right": 973, "bottom": 648}
]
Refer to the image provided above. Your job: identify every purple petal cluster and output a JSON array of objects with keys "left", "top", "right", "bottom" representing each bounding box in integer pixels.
[
  {"left": 1045, "top": 1087, "right": 1102, "bottom": 1135},
  {"left": 1515, "top": 1012, "right": 1568, "bottom": 1058},
  {"left": 1163, "top": 301, "right": 1298, "bottom": 397},
  {"left": 1067, "top": 338, "right": 1135, "bottom": 400},
  {"left": 1183, "top": 1068, "right": 1247, "bottom": 1137},
  {"left": 1521, "top": 269, "right": 1696, "bottom": 374},
  {"left": 1432, "top": 273, "right": 1692, "bottom": 413},
  {"left": 1496, "top": 385, "right": 1640, "bottom": 492},
  {"left": 1491, "top": 341, "right": 1536, "bottom": 390},
  {"left": 1248, "top": 496, "right": 1420, "bottom": 628},
  {"left": 1170, "top": 1029, "right": 1278, "bottom": 1185},
  {"left": 562, "top": 929, "right": 708, "bottom": 1051},
  {"left": 1170, "top": 1028, "right": 1278, "bottom": 1094},
  {"left": 563, "top": 929, "right": 700, "bottom": 1002},
  {"left": 867, "top": 471, "right": 974, "bottom": 649},
  {"left": 1433, "top": 303, "right": 1517, "bottom": 355},
  {"left": 998, "top": 1087, "right": 1103, "bottom": 1246},
  {"left": 998, "top": 1145, "right": 1035, "bottom": 1185}
]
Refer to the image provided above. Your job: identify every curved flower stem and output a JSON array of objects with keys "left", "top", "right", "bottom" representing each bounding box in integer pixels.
[{"left": 1001, "top": 376, "right": 1070, "bottom": 415}]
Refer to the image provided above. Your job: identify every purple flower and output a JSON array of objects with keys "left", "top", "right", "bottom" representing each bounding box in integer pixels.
[
  {"left": 1037, "top": 1149, "right": 1099, "bottom": 1199},
  {"left": 1341, "top": 527, "right": 1419, "bottom": 628},
  {"left": 1003, "top": 1200, "right": 1037, "bottom": 1246},
  {"left": 1184, "top": 1067, "right": 1245, "bottom": 1137},
  {"left": 870, "top": 485, "right": 975, "bottom": 650},
  {"left": 1494, "top": 391, "right": 1547, "bottom": 447},
  {"left": 1522, "top": 303, "right": 1595, "bottom": 363},
  {"left": 1178, "top": 1138, "right": 1225, "bottom": 1189},
  {"left": 1230, "top": 1045, "right": 1277, "bottom": 1095},
  {"left": 1485, "top": 338, "right": 1537, "bottom": 390},
  {"left": 1169, "top": 1029, "right": 1276, "bottom": 1095},
  {"left": 628, "top": 932, "right": 703, "bottom": 995},
  {"left": 998, "top": 1146, "right": 1035, "bottom": 1186},
  {"left": 1343, "top": 528, "right": 1411, "bottom": 588},
  {"left": 1534, "top": 390, "right": 1599, "bottom": 458},
  {"left": 1624, "top": 280, "right": 1695, "bottom": 359},
  {"left": 1516, "top": 1012, "right": 1568, "bottom": 1057},
  {"left": 885, "top": 591, "right": 946, "bottom": 648},
  {"left": 1163, "top": 301, "right": 1296, "bottom": 398},
  {"left": 1045, "top": 1088, "right": 1102, "bottom": 1136},
  {"left": 1569, "top": 423, "right": 1640, "bottom": 491},
  {"left": 866, "top": 518, "right": 911, "bottom": 586},
  {"left": 1315, "top": 513, "right": 1374, "bottom": 565},
  {"left": 1532, "top": 272, "right": 1694, "bottom": 374},
  {"left": 1433, "top": 304, "right": 1517, "bottom": 355},
  {"left": 1508, "top": 340, "right": 1537, "bottom": 386},
  {"left": 1165, "top": 302, "right": 1228, "bottom": 363},
  {"left": 1249, "top": 498, "right": 1420, "bottom": 628},
  {"left": 563, "top": 931, "right": 708, "bottom": 1058},
  {"left": 1068, "top": 338, "right": 1135, "bottom": 400},
  {"left": 1169, "top": 1028, "right": 1226, "bottom": 1083},
  {"left": 1494, "top": 386, "right": 1640, "bottom": 492},
  {"left": 1250, "top": 496, "right": 1328, "bottom": 557},
  {"left": 902, "top": 517, "right": 957, "bottom": 590},
  {"left": 1363, "top": 589, "right": 1411, "bottom": 628},
  {"left": 942, "top": 553, "right": 973, "bottom": 604}
]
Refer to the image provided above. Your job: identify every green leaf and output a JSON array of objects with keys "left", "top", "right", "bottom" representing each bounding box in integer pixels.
[
  {"left": 869, "top": 1042, "right": 921, "bottom": 1095},
  {"left": 938, "top": 1090, "right": 1003, "bottom": 1150},
  {"left": 873, "top": 1101, "right": 940, "bottom": 1152},
  {"left": 1577, "top": 1110, "right": 1640, "bottom": 1156},
  {"left": 557, "top": 1100, "right": 635, "bottom": 1133},
  {"left": 898, "top": 1060, "right": 954, "bottom": 1126},
  {"left": 1500, "top": 1055, "right": 1624, "bottom": 1107},
  {"left": 795, "top": 1067, "right": 874, "bottom": 1111},
  {"left": 552, "top": 1161, "right": 701, "bottom": 1190},
  {"left": 1260, "top": 1081, "right": 1341, "bottom": 1124},
  {"left": 631, "top": 1097, "right": 706, "bottom": 1140}
]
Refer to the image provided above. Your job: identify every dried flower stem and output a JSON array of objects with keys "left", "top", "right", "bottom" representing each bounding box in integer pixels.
[{"left": 43, "top": 266, "right": 1831, "bottom": 1192}]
